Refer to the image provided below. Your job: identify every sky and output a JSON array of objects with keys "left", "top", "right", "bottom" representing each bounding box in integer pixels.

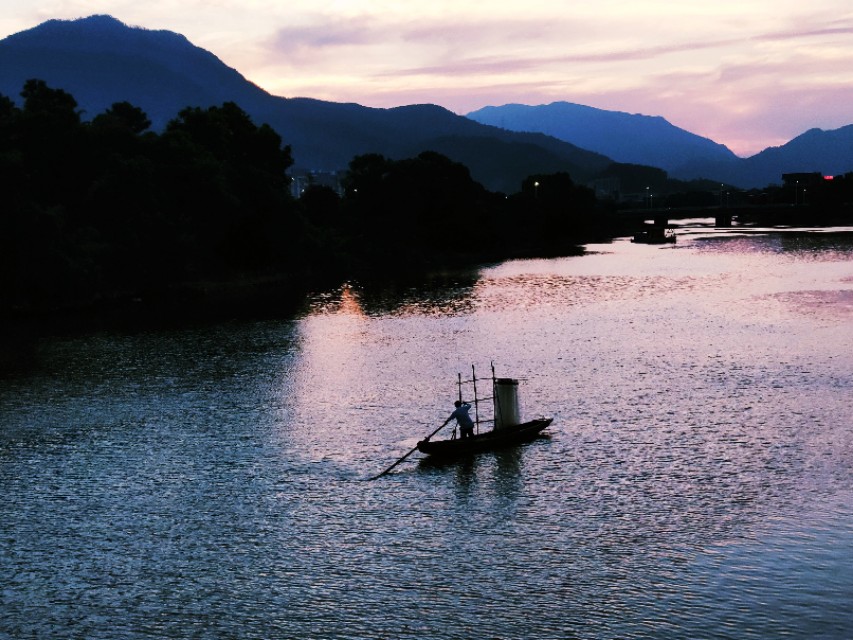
[{"left": 2, "top": 1, "right": 852, "bottom": 157}]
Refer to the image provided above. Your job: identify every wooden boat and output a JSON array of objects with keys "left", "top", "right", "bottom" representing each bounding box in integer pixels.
[
  {"left": 417, "top": 364, "right": 552, "bottom": 459},
  {"left": 417, "top": 417, "right": 552, "bottom": 458},
  {"left": 370, "top": 364, "right": 553, "bottom": 479},
  {"left": 632, "top": 225, "right": 676, "bottom": 244}
]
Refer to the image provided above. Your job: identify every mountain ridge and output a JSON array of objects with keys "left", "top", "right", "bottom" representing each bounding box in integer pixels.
[
  {"left": 466, "top": 101, "right": 852, "bottom": 188},
  {"left": 1, "top": 15, "right": 850, "bottom": 190},
  {"left": 467, "top": 101, "right": 739, "bottom": 170}
]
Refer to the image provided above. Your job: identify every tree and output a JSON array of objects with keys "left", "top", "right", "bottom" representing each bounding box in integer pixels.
[
  {"left": 341, "top": 151, "right": 492, "bottom": 267},
  {"left": 162, "top": 102, "right": 296, "bottom": 271},
  {"left": 19, "top": 79, "right": 80, "bottom": 132},
  {"left": 506, "top": 172, "right": 598, "bottom": 252},
  {"left": 1, "top": 83, "right": 306, "bottom": 313},
  {"left": 91, "top": 101, "right": 151, "bottom": 135},
  {"left": 15, "top": 80, "right": 85, "bottom": 209}
]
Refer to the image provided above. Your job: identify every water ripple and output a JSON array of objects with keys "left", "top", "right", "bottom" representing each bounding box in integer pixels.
[{"left": 2, "top": 227, "right": 853, "bottom": 638}]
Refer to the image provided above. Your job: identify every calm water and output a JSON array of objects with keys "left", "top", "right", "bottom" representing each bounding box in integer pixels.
[{"left": 2, "top": 223, "right": 853, "bottom": 639}]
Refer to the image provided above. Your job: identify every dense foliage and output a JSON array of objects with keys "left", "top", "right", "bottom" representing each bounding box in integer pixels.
[
  {"left": 1, "top": 81, "right": 602, "bottom": 317},
  {"left": 1, "top": 80, "right": 302, "bottom": 314}
]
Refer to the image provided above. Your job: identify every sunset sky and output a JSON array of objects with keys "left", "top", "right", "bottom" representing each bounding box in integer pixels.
[{"left": 3, "top": 1, "right": 852, "bottom": 156}]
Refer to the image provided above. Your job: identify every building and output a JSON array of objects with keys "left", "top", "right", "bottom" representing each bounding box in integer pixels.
[{"left": 290, "top": 171, "right": 345, "bottom": 199}]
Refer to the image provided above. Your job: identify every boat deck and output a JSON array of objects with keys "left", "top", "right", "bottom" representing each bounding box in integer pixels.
[{"left": 417, "top": 417, "right": 552, "bottom": 458}]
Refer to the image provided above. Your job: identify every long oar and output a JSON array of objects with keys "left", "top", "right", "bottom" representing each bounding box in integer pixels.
[{"left": 369, "top": 417, "right": 451, "bottom": 480}]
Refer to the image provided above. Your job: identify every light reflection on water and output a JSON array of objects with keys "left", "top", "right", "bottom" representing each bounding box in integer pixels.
[{"left": 2, "top": 226, "right": 853, "bottom": 639}]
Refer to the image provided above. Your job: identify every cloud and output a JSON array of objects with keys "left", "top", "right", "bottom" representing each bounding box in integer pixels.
[
  {"left": 270, "top": 15, "right": 377, "bottom": 53},
  {"left": 266, "top": 12, "right": 588, "bottom": 60},
  {"left": 374, "top": 37, "right": 742, "bottom": 79},
  {"left": 752, "top": 16, "right": 853, "bottom": 42}
]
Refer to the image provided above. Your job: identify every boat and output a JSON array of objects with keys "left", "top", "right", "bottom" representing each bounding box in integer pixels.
[
  {"left": 370, "top": 364, "right": 553, "bottom": 478},
  {"left": 417, "top": 417, "right": 552, "bottom": 458},
  {"left": 632, "top": 225, "right": 676, "bottom": 244},
  {"left": 416, "top": 364, "right": 552, "bottom": 459}
]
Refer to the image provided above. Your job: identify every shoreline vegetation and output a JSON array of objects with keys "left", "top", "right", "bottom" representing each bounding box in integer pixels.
[{"left": 2, "top": 80, "right": 852, "bottom": 342}]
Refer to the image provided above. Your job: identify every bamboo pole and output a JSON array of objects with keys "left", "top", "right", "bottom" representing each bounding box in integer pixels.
[
  {"left": 472, "top": 364, "right": 480, "bottom": 434},
  {"left": 368, "top": 417, "right": 452, "bottom": 480}
]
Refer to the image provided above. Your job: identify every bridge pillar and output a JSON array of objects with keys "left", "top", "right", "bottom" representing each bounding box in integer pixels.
[{"left": 715, "top": 212, "right": 733, "bottom": 227}]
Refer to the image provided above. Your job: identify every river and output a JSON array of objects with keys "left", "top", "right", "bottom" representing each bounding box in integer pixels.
[{"left": 2, "top": 222, "right": 852, "bottom": 639}]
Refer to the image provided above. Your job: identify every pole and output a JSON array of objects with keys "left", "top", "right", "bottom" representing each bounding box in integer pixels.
[
  {"left": 368, "top": 417, "right": 452, "bottom": 480},
  {"left": 491, "top": 361, "right": 503, "bottom": 429},
  {"left": 472, "top": 364, "right": 480, "bottom": 434}
]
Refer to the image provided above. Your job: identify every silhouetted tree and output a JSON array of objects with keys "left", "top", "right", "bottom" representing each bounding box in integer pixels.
[
  {"left": 160, "top": 102, "right": 296, "bottom": 272},
  {"left": 1, "top": 82, "right": 306, "bottom": 314},
  {"left": 507, "top": 172, "right": 597, "bottom": 252},
  {"left": 342, "top": 151, "right": 492, "bottom": 268},
  {"left": 92, "top": 101, "right": 152, "bottom": 135}
]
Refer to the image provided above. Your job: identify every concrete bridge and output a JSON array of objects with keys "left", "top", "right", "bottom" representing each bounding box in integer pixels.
[{"left": 613, "top": 204, "right": 817, "bottom": 228}]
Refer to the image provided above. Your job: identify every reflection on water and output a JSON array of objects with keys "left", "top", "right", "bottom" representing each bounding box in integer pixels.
[
  {"left": 307, "top": 270, "right": 483, "bottom": 318},
  {"left": 2, "top": 225, "right": 853, "bottom": 639}
]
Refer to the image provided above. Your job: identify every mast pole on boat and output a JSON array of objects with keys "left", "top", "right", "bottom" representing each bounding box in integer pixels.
[
  {"left": 472, "top": 364, "right": 480, "bottom": 434},
  {"left": 491, "top": 361, "right": 501, "bottom": 429}
]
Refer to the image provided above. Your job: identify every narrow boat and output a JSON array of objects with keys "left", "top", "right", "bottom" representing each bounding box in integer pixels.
[
  {"left": 370, "top": 364, "right": 553, "bottom": 479},
  {"left": 417, "top": 417, "right": 552, "bottom": 458},
  {"left": 416, "top": 365, "right": 552, "bottom": 459},
  {"left": 632, "top": 225, "right": 676, "bottom": 244}
]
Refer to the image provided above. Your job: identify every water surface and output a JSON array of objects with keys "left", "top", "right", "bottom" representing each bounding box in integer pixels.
[{"left": 2, "top": 224, "right": 853, "bottom": 638}]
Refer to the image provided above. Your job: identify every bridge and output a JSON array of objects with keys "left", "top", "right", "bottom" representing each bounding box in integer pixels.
[{"left": 612, "top": 203, "right": 829, "bottom": 228}]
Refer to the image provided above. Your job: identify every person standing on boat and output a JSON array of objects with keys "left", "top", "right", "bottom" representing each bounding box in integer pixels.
[{"left": 451, "top": 400, "right": 475, "bottom": 439}]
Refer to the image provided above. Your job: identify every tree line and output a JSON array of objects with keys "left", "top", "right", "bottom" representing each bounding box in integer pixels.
[{"left": 1, "top": 80, "right": 604, "bottom": 318}]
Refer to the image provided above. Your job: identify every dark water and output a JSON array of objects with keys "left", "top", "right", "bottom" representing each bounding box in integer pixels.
[{"left": 2, "top": 224, "right": 853, "bottom": 639}]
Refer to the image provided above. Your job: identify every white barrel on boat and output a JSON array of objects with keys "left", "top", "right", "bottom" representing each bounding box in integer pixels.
[{"left": 493, "top": 378, "right": 520, "bottom": 430}]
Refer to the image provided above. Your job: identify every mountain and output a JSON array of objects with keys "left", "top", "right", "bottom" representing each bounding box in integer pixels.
[
  {"left": 466, "top": 102, "right": 739, "bottom": 174},
  {"left": 0, "top": 15, "right": 272, "bottom": 126},
  {"left": 738, "top": 126, "right": 853, "bottom": 187},
  {"left": 0, "top": 15, "right": 610, "bottom": 193},
  {"left": 669, "top": 126, "right": 853, "bottom": 188},
  {"left": 467, "top": 102, "right": 853, "bottom": 189}
]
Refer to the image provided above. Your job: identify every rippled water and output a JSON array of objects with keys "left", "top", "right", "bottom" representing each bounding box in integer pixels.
[{"left": 2, "top": 224, "right": 853, "bottom": 639}]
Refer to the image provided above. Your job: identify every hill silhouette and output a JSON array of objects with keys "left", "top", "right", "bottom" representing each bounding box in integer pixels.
[
  {"left": 467, "top": 102, "right": 738, "bottom": 174},
  {"left": 467, "top": 102, "right": 852, "bottom": 188}
]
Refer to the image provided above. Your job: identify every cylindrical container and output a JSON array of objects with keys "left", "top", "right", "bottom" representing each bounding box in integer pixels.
[{"left": 493, "top": 378, "right": 520, "bottom": 430}]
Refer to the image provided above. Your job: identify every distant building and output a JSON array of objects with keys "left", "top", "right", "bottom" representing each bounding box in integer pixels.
[
  {"left": 781, "top": 172, "right": 823, "bottom": 188},
  {"left": 290, "top": 171, "right": 345, "bottom": 198},
  {"left": 587, "top": 177, "right": 621, "bottom": 202}
]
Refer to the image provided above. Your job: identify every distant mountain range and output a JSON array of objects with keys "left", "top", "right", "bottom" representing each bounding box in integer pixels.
[
  {"left": 468, "top": 102, "right": 739, "bottom": 174},
  {"left": 468, "top": 103, "right": 853, "bottom": 188},
  {"left": 1, "top": 15, "right": 850, "bottom": 191}
]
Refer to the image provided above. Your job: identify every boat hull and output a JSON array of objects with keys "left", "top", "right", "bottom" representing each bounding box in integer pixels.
[{"left": 417, "top": 418, "right": 552, "bottom": 458}]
